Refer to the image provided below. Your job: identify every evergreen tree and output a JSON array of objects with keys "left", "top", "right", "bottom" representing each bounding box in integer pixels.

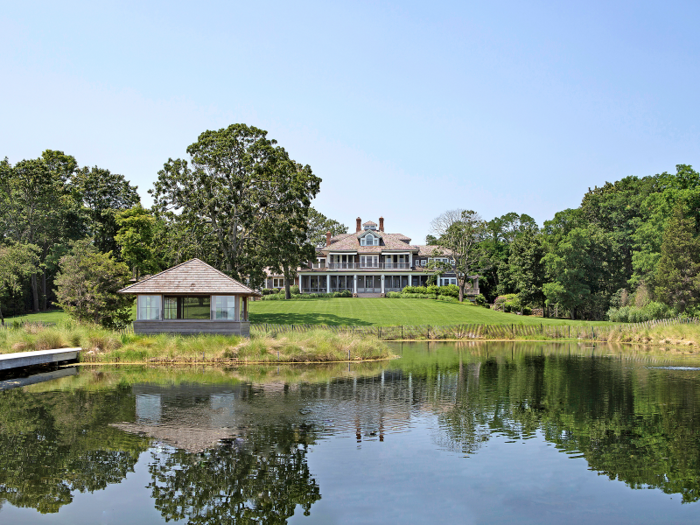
[{"left": 654, "top": 204, "right": 700, "bottom": 312}]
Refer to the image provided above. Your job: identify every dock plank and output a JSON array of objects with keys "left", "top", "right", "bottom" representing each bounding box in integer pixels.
[{"left": 0, "top": 348, "right": 82, "bottom": 371}]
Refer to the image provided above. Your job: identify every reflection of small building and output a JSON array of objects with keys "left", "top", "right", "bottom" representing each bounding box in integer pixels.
[{"left": 119, "top": 258, "right": 261, "bottom": 336}]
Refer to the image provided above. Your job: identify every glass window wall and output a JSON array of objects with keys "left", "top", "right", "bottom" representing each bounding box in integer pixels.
[{"left": 138, "top": 295, "right": 162, "bottom": 320}]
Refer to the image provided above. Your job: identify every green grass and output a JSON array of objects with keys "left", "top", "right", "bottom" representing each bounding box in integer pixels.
[
  {"left": 0, "top": 322, "right": 394, "bottom": 363},
  {"left": 5, "top": 298, "right": 610, "bottom": 329},
  {"left": 249, "top": 298, "right": 610, "bottom": 327},
  {"left": 2, "top": 309, "right": 70, "bottom": 324}
]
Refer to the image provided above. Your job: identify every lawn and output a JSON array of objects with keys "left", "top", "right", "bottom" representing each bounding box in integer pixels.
[
  {"left": 249, "top": 298, "right": 610, "bottom": 327},
  {"left": 2, "top": 309, "right": 71, "bottom": 325},
  {"left": 4, "top": 299, "right": 610, "bottom": 328}
]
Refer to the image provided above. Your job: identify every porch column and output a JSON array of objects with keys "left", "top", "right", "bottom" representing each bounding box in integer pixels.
[
  {"left": 353, "top": 275, "right": 357, "bottom": 294},
  {"left": 327, "top": 274, "right": 331, "bottom": 293},
  {"left": 381, "top": 275, "right": 385, "bottom": 294},
  {"left": 409, "top": 252, "right": 413, "bottom": 269}
]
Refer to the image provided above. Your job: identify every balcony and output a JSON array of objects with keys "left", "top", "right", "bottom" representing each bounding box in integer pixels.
[{"left": 324, "top": 262, "right": 412, "bottom": 270}]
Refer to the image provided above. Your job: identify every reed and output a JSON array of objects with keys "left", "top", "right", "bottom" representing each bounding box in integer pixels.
[{"left": 0, "top": 322, "right": 394, "bottom": 364}]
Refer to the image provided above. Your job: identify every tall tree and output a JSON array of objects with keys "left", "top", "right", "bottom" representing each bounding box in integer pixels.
[
  {"left": 115, "top": 205, "right": 159, "bottom": 280},
  {"left": 509, "top": 229, "right": 547, "bottom": 314},
  {"left": 429, "top": 209, "right": 488, "bottom": 302},
  {"left": 0, "top": 243, "right": 40, "bottom": 325},
  {"left": 0, "top": 153, "right": 79, "bottom": 311},
  {"left": 151, "top": 124, "right": 321, "bottom": 286},
  {"left": 654, "top": 204, "right": 700, "bottom": 312},
  {"left": 72, "top": 166, "right": 140, "bottom": 254},
  {"left": 264, "top": 162, "right": 321, "bottom": 299},
  {"left": 306, "top": 208, "right": 348, "bottom": 248}
]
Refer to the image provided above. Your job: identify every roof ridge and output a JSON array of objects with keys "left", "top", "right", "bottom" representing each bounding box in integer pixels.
[
  {"left": 119, "top": 258, "right": 258, "bottom": 295},
  {"left": 119, "top": 258, "right": 197, "bottom": 292},
  {"left": 200, "top": 259, "right": 257, "bottom": 294}
]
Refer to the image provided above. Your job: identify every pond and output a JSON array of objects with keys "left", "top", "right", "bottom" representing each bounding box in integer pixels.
[{"left": 1, "top": 341, "right": 700, "bottom": 524}]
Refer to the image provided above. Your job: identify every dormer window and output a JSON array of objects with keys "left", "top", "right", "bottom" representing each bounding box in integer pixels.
[{"left": 361, "top": 233, "right": 378, "bottom": 246}]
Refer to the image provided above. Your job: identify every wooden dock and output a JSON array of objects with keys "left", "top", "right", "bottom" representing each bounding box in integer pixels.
[{"left": 0, "top": 348, "right": 82, "bottom": 371}]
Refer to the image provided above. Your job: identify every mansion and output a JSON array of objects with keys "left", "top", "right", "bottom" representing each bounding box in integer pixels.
[{"left": 266, "top": 217, "right": 480, "bottom": 298}]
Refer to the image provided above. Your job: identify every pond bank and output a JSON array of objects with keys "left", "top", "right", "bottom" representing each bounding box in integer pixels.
[{"left": 0, "top": 324, "right": 394, "bottom": 364}]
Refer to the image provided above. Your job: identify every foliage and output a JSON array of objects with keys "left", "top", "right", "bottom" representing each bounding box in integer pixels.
[
  {"left": 606, "top": 301, "right": 672, "bottom": 323},
  {"left": 54, "top": 240, "right": 134, "bottom": 328},
  {"left": 429, "top": 209, "right": 489, "bottom": 302},
  {"left": 509, "top": 228, "right": 547, "bottom": 312},
  {"left": 654, "top": 203, "right": 700, "bottom": 312},
  {"left": 474, "top": 294, "right": 488, "bottom": 307},
  {"left": 0, "top": 152, "right": 82, "bottom": 312},
  {"left": 306, "top": 208, "right": 348, "bottom": 247},
  {"left": 72, "top": 165, "right": 140, "bottom": 254},
  {"left": 151, "top": 124, "right": 320, "bottom": 288},
  {"left": 0, "top": 243, "right": 40, "bottom": 324},
  {"left": 115, "top": 204, "right": 159, "bottom": 279}
]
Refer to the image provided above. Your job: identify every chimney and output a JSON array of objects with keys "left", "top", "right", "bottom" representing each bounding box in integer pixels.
[
  {"left": 326, "top": 231, "right": 332, "bottom": 246},
  {"left": 356, "top": 217, "right": 362, "bottom": 233},
  {"left": 379, "top": 216, "right": 384, "bottom": 232}
]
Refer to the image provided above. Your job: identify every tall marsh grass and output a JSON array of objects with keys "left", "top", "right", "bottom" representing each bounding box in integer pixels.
[{"left": 0, "top": 322, "right": 394, "bottom": 364}]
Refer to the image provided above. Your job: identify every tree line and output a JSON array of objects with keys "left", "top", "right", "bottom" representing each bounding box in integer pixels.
[
  {"left": 0, "top": 124, "right": 346, "bottom": 326},
  {"left": 429, "top": 165, "right": 700, "bottom": 320}
]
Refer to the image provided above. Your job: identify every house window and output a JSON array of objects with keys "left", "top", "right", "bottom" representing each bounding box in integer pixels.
[
  {"left": 272, "top": 278, "right": 285, "bottom": 288},
  {"left": 138, "top": 295, "right": 162, "bottom": 320},
  {"left": 212, "top": 296, "right": 236, "bottom": 320},
  {"left": 361, "top": 234, "right": 378, "bottom": 247},
  {"left": 360, "top": 255, "right": 379, "bottom": 268},
  {"left": 161, "top": 296, "right": 211, "bottom": 319}
]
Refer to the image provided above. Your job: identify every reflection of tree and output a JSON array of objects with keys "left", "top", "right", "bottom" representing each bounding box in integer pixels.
[
  {"left": 148, "top": 424, "right": 321, "bottom": 523},
  {"left": 0, "top": 387, "right": 149, "bottom": 513},
  {"left": 405, "top": 350, "right": 700, "bottom": 503}
]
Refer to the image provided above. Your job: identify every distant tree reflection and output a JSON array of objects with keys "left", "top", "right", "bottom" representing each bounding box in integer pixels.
[
  {"left": 148, "top": 423, "right": 321, "bottom": 523},
  {"left": 0, "top": 387, "right": 149, "bottom": 513}
]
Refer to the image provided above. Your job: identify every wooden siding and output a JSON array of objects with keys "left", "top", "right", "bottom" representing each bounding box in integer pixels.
[{"left": 133, "top": 320, "right": 251, "bottom": 337}]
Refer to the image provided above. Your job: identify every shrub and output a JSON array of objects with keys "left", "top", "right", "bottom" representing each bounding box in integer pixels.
[
  {"left": 438, "top": 284, "right": 460, "bottom": 298},
  {"left": 426, "top": 285, "right": 439, "bottom": 296},
  {"left": 262, "top": 294, "right": 284, "bottom": 301},
  {"left": 436, "top": 295, "right": 459, "bottom": 303},
  {"left": 290, "top": 285, "right": 300, "bottom": 295},
  {"left": 262, "top": 289, "right": 279, "bottom": 295},
  {"left": 386, "top": 292, "right": 402, "bottom": 298},
  {"left": 474, "top": 294, "right": 488, "bottom": 307},
  {"left": 607, "top": 301, "right": 673, "bottom": 323},
  {"left": 54, "top": 239, "right": 134, "bottom": 329}
]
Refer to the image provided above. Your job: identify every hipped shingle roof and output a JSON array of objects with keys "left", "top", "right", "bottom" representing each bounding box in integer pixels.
[{"left": 119, "top": 259, "right": 260, "bottom": 296}]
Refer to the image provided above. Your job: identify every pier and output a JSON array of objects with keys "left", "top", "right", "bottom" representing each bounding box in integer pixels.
[{"left": 0, "top": 348, "right": 82, "bottom": 372}]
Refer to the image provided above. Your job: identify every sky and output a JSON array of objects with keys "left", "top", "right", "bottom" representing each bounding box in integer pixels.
[{"left": 2, "top": 0, "right": 700, "bottom": 243}]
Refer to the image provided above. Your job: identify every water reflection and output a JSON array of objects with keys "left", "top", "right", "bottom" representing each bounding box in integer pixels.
[
  {"left": 1, "top": 342, "right": 700, "bottom": 523},
  {"left": 0, "top": 385, "right": 149, "bottom": 513}
]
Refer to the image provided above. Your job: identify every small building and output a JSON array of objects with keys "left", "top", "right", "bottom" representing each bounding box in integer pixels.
[{"left": 119, "top": 258, "right": 261, "bottom": 336}]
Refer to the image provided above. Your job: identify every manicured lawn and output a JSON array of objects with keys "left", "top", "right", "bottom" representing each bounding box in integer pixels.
[
  {"left": 2, "top": 309, "right": 69, "bottom": 325},
  {"left": 5, "top": 299, "right": 611, "bottom": 328},
  {"left": 249, "top": 298, "right": 610, "bottom": 327}
]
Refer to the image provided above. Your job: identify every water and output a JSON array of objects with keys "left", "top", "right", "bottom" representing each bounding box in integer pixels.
[{"left": 1, "top": 341, "right": 700, "bottom": 524}]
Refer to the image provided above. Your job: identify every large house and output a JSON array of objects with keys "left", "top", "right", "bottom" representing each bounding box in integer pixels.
[{"left": 265, "top": 217, "right": 480, "bottom": 298}]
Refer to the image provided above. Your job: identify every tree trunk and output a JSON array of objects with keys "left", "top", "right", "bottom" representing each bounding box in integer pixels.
[
  {"left": 284, "top": 268, "right": 292, "bottom": 300},
  {"left": 458, "top": 283, "right": 464, "bottom": 302},
  {"left": 0, "top": 303, "right": 4, "bottom": 326},
  {"left": 42, "top": 270, "right": 48, "bottom": 311},
  {"left": 31, "top": 273, "right": 40, "bottom": 313}
]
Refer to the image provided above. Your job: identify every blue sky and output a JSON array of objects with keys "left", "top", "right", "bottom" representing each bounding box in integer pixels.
[{"left": 2, "top": 1, "right": 699, "bottom": 243}]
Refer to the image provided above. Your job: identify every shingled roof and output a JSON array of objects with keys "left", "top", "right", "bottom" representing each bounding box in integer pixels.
[{"left": 119, "top": 259, "right": 260, "bottom": 296}]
